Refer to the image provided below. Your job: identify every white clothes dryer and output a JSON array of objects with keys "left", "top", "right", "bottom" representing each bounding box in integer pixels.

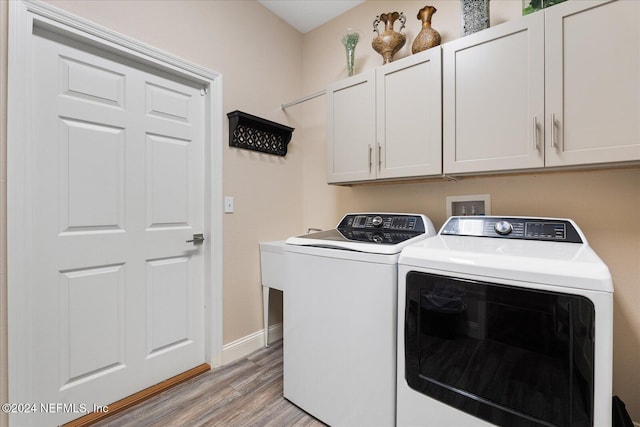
[{"left": 397, "top": 216, "right": 613, "bottom": 427}]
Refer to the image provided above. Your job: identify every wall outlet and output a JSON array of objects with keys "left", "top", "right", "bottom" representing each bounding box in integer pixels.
[
  {"left": 446, "top": 194, "right": 491, "bottom": 217},
  {"left": 224, "top": 196, "right": 234, "bottom": 213}
]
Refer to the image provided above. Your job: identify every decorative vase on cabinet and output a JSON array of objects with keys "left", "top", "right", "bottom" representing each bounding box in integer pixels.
[
  {"left": 341, "top": 28, "right": 360, "bottom": 77},
  {"left": 461, "top": 0, "right": 490, "bottom": 36},
  {"left": 372, "top": 12, "right": 406, "bottom": 64},
  {"left": 412, "top": 5, "right": 441, "bottom": 54}
]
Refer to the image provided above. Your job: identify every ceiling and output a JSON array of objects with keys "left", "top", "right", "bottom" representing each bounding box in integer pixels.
[{"left": 257, "top": 0, "right": 365, "bottom": 33}]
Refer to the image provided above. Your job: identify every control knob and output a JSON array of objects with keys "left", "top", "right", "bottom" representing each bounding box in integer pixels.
[
  {"left": 371, "top": 216, "right": 384, "bottom": 227},
  {"left": 494, "top": 220, "right": 513, "bottom": 236}
]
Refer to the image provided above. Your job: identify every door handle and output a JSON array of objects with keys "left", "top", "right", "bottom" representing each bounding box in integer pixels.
[{"left": 186, "top": 233, "right": 205, "bottom": 245}]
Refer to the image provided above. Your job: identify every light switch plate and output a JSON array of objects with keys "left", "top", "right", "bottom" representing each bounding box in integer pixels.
[{"left": 224, "top": 196, "right": 234, "bottom": 213}]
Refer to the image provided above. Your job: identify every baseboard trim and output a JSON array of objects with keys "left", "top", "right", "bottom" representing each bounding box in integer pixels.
[
  {"left": 62, "top": 363, "right": 210, "bottom": 427},
  {"left": 221, "top": 323, "right": 283, "bottom": 365}
]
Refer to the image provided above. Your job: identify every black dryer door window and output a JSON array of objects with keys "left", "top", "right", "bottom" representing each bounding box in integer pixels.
[{"left": 404, "top": 271, "right": 595, "bottom": 427}]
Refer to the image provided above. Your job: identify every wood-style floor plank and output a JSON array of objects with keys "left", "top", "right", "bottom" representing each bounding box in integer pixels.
[{"left": 92, "top": 340, "right": 326, "bottom": 427}]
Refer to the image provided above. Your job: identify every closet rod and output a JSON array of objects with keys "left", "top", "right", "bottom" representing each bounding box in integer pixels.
[{"left": 281, "top": 90, "right": 326, "bottom": 109}]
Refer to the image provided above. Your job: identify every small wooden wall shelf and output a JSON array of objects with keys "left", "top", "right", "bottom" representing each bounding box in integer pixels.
[{"left": 227, "top": 110, "right": 294, "bottom": 156}]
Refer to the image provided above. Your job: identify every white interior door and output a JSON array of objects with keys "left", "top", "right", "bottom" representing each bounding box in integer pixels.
[{"left": 21, "top": 23, "right": 206, "bottom": 426}]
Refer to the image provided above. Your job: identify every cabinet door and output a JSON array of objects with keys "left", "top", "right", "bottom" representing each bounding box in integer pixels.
[
  {"left": 326, "top": 71, "right": 376, "bottom": 184},
  {"left": 377, "top": 48, "right": 442, "bottom": 179},
  {"left": 443, "top": 13, "right": 545, "bottom": 174},
  {"left": 545, "top": 0, "right": 640, "bottom": 167}
]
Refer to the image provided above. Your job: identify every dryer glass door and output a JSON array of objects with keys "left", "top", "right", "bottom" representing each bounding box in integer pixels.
[{"left": 404, "top": 271, "right": 595, "bottom": 427}]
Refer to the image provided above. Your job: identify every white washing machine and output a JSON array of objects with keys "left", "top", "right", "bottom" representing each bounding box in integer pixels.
[
  {"left": 284, "top": 213, "right": 436, "bottom": 427},
  {"left": 397, "top": 216, "right": 613, "bottom": 427}
]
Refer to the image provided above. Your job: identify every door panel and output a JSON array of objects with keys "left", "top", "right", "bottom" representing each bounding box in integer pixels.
[
  {"left": 27, "top": 26, "right": 205, "bottom": 426},
  {"left": 147, "top": 256, "right": 191, "bottom": 356},
  {"left": 60, "top": 264, "right": 126, "bottom": 389},
  {"left": 146, "top": 82, "right": 192, "bottom": 122},
  {"left": 60, "top": 119, "right": 126, "bottom": 232},
  {"left": 61, "top": 55, "right": 126, "bottom": 107},
  {"left": 146, "top": 134, "right": 191, "bottom": 228}
]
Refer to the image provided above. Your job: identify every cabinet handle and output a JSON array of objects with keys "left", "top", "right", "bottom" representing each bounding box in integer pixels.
[
  {"left": 533, "top": 117, "right": 540, "bottom": 151},
  {"left": 550, "top": 113, "right": 557, "bottom": 149},
  {"left": 378, "top": 144, "right": 382, "bottom": 171},
  {"left": 368, "top": 144, "right": 373, "bottom": 171}
]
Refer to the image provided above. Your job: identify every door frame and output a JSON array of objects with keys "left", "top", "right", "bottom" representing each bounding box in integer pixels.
[{"left": 7, "top": 0, "right": 224, "bottom": 413}]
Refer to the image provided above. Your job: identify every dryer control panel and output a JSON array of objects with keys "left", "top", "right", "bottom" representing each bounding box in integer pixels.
[{"left": 440, "top": 216, "right": 583, "bottom": 243}]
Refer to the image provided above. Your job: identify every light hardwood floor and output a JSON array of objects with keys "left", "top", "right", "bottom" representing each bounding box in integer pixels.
[{"left": 93, "top": 340, "right": 325, "bottom": 427}]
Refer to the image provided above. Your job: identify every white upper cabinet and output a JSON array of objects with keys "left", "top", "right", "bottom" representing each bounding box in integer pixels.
[
  {"left": 327, "top": 48, "right": 442, "bottom": 184},
  {"left": 545, "top": 0, "right": 640, "bottom": 167},
  {"left": 444, "top": 0, "right": 640, "bottom": 175},
  {"left": 328, "top": 1, "right": 639, "bottom": 183},
  {"left": 376, "top": 48, "right": 442, "bottom": 180},
  {"left": 443, "top": 13, "right": 545, "bottom": 174},
  {"left": 327, "top": 70, "right": 376, "bottom": 183}
]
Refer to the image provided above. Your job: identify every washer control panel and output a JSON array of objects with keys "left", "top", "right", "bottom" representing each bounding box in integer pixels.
[
  {"left": 440, "top": 216, "right": 583, "bottom": 243},
  {"left": 332, "top": 214, "right": 427, "bottom": 244},
  {"left": 338, "top": 214, "right": 425, "bottom": 232}
]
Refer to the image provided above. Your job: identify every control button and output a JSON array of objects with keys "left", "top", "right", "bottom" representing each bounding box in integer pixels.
[
  {"left": 494, "top": 220, "right": 513, "bottom": 236},
  {"left": 371, "top": 216, "right": 383, "bottom": 227}
]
